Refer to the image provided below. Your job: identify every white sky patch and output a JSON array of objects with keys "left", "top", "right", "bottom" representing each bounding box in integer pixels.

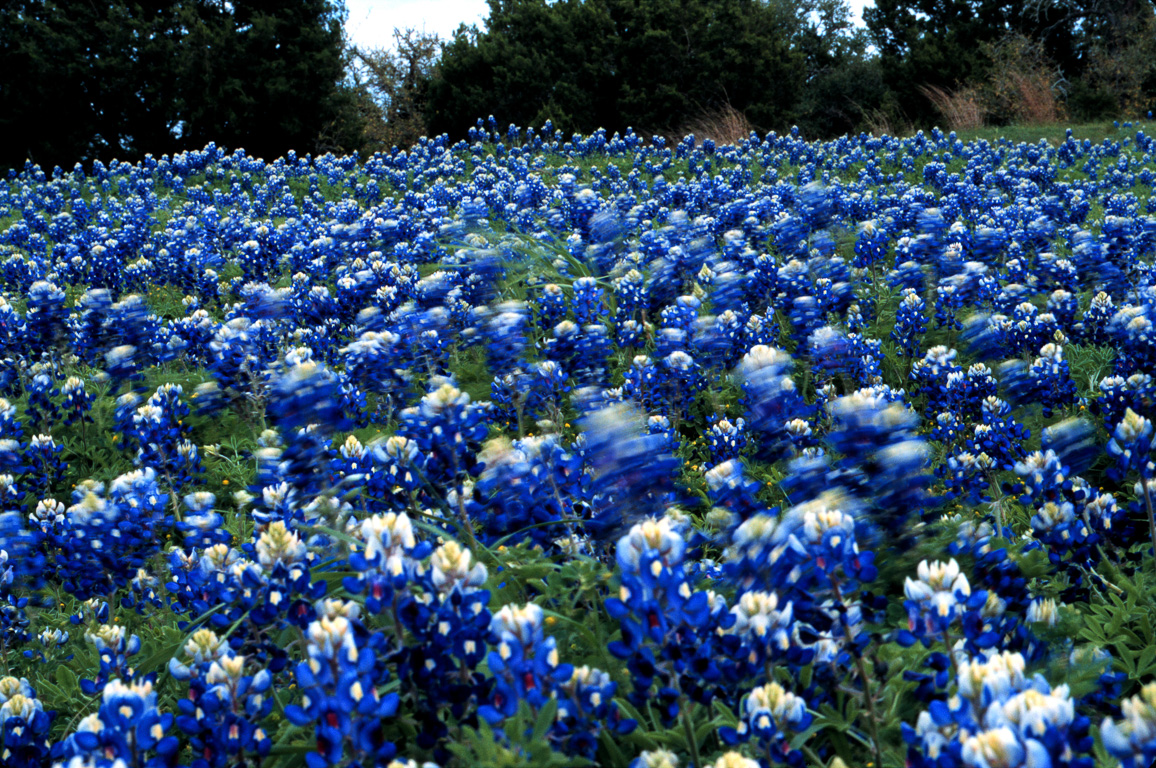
[
  {"left": 345, "top": 0, "right": 489, "bottom": 49},
  {"left": 345, "top": 0, "right": 872, "bottom": 51}
]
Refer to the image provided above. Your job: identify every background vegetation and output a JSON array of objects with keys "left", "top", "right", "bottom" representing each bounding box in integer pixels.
[{"left": 3, "top": 0, "right": 1156, "bottom": 170}]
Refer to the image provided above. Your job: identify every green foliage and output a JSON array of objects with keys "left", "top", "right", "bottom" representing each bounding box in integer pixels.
[
  {"left": 866, "top": 0, "right": 1156, "bottom": 127},
  {"left": 0, "top": 0, "right": 357, "bottom": 171},
  {"left": 427, "top": 0, "right": 863, "bottom": 137},
  {"left": 445, "top": 702, "right": 591, "bottom": 768},
  {"left": 1079, "top": 567, "right": 1156, "bottom": 696},
  {"left": 351, "top": 29, "right": 443, "bottom": 153}
]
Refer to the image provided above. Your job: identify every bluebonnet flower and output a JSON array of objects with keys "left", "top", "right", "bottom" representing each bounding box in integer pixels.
[
  {"left": 910, "top": 345, "right": 961, "bottom": 410},
  {"left": 1014, "top": 450, "right": 1075, "bottom": 507},
  {"left": 707, "top": 416, "right": 747, "bottom": 464},
  {"left": 284, "top": 611, "right": 400, "bottom": 768},
  {"left": 485, "top": 303, "right": 529, "bottom": 374},
  {"left": 706, "top": 752, "right": 761, "bottom": 768},
  {"left": 24, "top": 627, "right": 69, "bottom": 663},
  {"left": 473, "top": 435, "right": 589, "bottom": 551},
  {"left": 1075, "top": 291, "right": 1115, "bottom": 344},
  {"left": 60, "top": 377, "right": 94, "bottom": 426},
  {"left": 480, "top": 603, "right": 574, "bottom": 724},
  {"left": 617, "top": 318, "right": 644, "bottom": 349},
  {"left": 1107, "top": 408, "right": 1154, "bottom": 479},
  {"left": 622, "top": 355, "right": 662, "bottom": 411},
  {"left": 80, "top": 624, "right": 141, "bottom": 695},
  {"left": 898, "top": 559, "right": 988, "bottom": 648},
  {"left": 25, "top": 280, "right": 67, "bottom": 354},
  {"left": 366, "top": 436, "right": 427, "bottom": 510},
  {"left": 939, "top": 449, "right": 996, "bottom": 504},
  {"left": 893, "top": 287, "right": 928, "bottom": 359},
  {"left": 552, "top": 666, "right": 636, "bottom": 758},
  {"left": 935, "top": 280, "right": 965, "bottom": 330},
  {"left": 170, "top": 629, "right": 273, "bottom": 768},
  {"left": 628, "top": 749, "right": 680, "bottom": 768},
  {"left": 536, "top": 283, "right": 568, "bottom": 328},
  {"left": 580, "top": 404, "right": 680, "bottom": 540},
  {"left": 826, "top": 390, "right": 932, "bottom": 534},
  {"left": 1022, "top": 342, "right": 1079, "bottom": 418},
  {"left": 268, "top": 361, "right": 350, "bottom": 437},
  {"left": 614, "top": 269, "right": 647, "bottom": 325},
  {"left": 24, "top": 434, "right": 64, "bottom": 497},
  {"left": 722, "top": 590, "right": 807, "bottom": 669},
  {"left": 605, "top": 516, "right": 721, "bottom": 721},
  {"left": 52, "top": 678, "right": 179, "bottom": 768},
  {"left": 737, "top": 345, "right": 806, "bottom": 464},
  {"left": 525, "top": 360, "right": 570, "bottom": 424},
  {"left": 178, "top": 492, "right": 229, "bottom": 550},
  {"left": 50, "top": 473, "right": 168, "bottom": 600},
  {"left": 703, "top": 459, "right": 766, "bottom": 522},
  {"left": 719, "top": 682, "right": 813, "bottom": 765},
  {"left": 659, "top": 350, "right": 704, "bottom": 418},
  {"left": 854, "top": 219, "right": 890, "bottom": 269},
  {"left": 0, "top": 676, "right": 52, "bottom": 768},
  {"left": 904, "top": 650, "right": 1093, "bottom": 768},
  {"left": 341, "top": 329, "right": 407, "bottom": 416},
  {"left": 1101, "top": 684, "right": 1156, "bottom": 768},
  {"left": 1095, "top": 374, "right": 1155, "bottom": 435},
  {"left": 572, "top": 277, "right": 607, "bottom": 325},
  {"left": 25, "top": 366, "right": 59, "bottom": 432},
  {"left": 393, "top": 538, "right": 492, "bottom": 752},
  {"left": 398, "top": 381, "right": 489, "bottom": 489}
]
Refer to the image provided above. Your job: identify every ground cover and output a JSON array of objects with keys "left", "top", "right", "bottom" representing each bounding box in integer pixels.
[{"left": 0, "top": 119, "right": 1155, "bottom": 768}]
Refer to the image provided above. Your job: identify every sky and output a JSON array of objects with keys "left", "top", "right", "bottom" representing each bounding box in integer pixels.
[{"left": 344, "top": 0, "right": 872, "bottom": 51}]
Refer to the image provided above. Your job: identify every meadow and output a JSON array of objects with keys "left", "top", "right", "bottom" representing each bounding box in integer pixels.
[{"left": 0, "top": 117, "right": 1155, "bottom": 768}]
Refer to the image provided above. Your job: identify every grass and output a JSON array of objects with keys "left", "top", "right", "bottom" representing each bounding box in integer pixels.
[{"left": 953, "top": 120, "right": 1137, "bottom": 146}]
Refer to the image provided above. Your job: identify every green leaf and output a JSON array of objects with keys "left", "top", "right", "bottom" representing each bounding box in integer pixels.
[
  {"left": 532, "top": 698, "right": 558, "bottom": 744},
  {"left": 598, "top": 728, "right": 628, "bottom": 768},
  {"left": 1139, "top": 645, "right": 1156, "bottom": 675},
  {"left": 56, "top": 666, "right": 79, "bottom": 696},
  {"left": 711, "top": 698, "right": 740, "bottom": 728}
]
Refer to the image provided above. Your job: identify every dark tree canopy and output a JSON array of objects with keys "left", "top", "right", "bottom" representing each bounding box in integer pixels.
[
  {"left": 0, "top": 0, "right": 357, "bottom": 171},
  {"left": 865, "top": 0, "right": 1156, "bottom": 124},
  {"left": 5, "top": 0, "right": 1156, "bottom": 171},
  {"left": 426, "top": 0, "right": 829, "bottom": 138}
]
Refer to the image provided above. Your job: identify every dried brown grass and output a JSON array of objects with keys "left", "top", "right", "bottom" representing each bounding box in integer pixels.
[
  {"left": 1008, "top": 71, "right": 1061, "bottom": 124},
  {"left": 980, "top": 33, "right": 1065, "bottom": 125},
  {"left": 862, "top": 108, "right": 901, "bottom": 138},
  {"left": 674, "top": 103, "right": 753, "bottom": 147},
  {"left": 919, "top": 85, "right": 985, "bottom": 132}
]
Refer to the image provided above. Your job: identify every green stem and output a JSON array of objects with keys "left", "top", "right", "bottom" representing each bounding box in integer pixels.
[
  {"left": 681, "top": 699, "right": 701, "bottom": 768},
  {"left": 832, "top": 580, "right": 884, "bottom": 768},
  {"left": 942, "top": 628, "right": 960, "bottom": 682},
  {"left": 1142, "top": 478, "right": 1156, "bottom": 574}
]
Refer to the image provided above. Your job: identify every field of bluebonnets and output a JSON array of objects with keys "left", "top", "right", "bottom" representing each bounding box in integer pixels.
[{"left": 4, "top": 117, "right": 1156, "bottom": 768}]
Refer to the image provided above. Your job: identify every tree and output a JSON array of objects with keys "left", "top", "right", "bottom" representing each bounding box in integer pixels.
[
  {"left": 351, "top": 29, "right": 443, "bottom": 152},
  {"left": 865, "top": 0, "right": 1025, "bottom": 125},
  {"left": 792, "top": 0, "right": 888, "bottom": 137},
  {"left": 174, "top": 0, "right": 358, "bottom": 159},
  {"left": 0, "top": 0, "right": 359, "bottom": 171},
  {"left": 0, "top": 0, "right": 184, "bottom": 169},
  {"left": 425, "top": 0, "right": 815, "bottom": 139},
  {"left": 866, "top": 0, "right": 1156, "bottom": 125}
]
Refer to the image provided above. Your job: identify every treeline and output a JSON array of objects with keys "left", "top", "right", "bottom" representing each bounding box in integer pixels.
[
  {"left": 0, "top": 0, "right": 362, "bottom": 171},
  {"left": 4, "top": 0, "right": 1156, "bottom": 171},
  {"left": 390, "top": 0, "right": 1156, "bottom": 146}
]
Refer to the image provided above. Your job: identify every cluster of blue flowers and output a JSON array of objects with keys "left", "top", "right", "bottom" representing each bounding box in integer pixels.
[{"left": 0, "top": 119, "right": 1155, "bottom": 767}]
